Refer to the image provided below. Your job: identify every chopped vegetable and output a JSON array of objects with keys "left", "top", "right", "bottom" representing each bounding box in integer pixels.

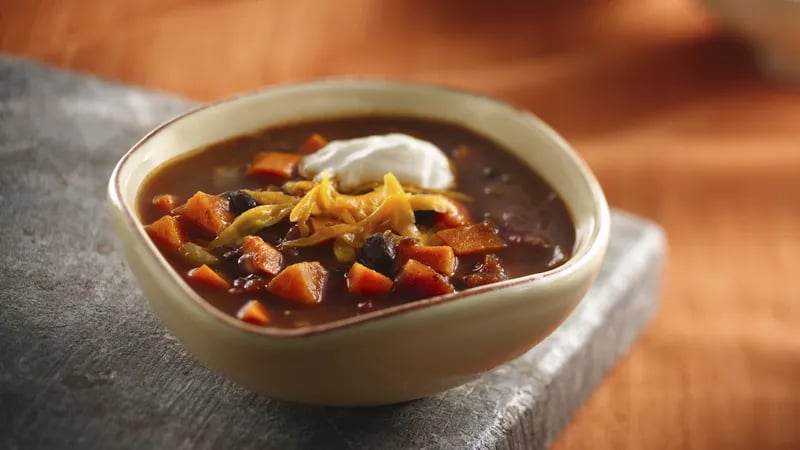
[
  {"left": 178, "top": 242, "right": 219, "bottom": 266},
  {"left": 247, "top": 152, "right": 301, "bottom": 178},
  {"left": 267, "top": 262, "right": 328, "bottom": 305},
  {"left": 395, "top": 259, "right": 454, "bottom": 298},
  {"left": 152, "top": 194, "right": 179, "bottom": 214},
  {"left": 236, "top": 300, "right": 270, "bottom": 325},
  {"left": 144, "top": 215, "right": 187, "bottom": 252},
  {"left": 242, "top": 189, "right": 297, "bottom": 205},
  {"left": 347, "top": 262, "right": 393, "bottom": 296},
  {"left": 436, "top": 222, "right": 506, "bottom": 256},
  {"left": 464, "top": 253, "right": 509, "bottom": 288},
  {"left": 333, "top": 235, "right": 358, "bottom": 262},
  {"left": 182, "top": 191, "right": 233, "bottom": 236},
  {"left": 397, "top": 244, "right": 456, "bottom": 276},
  {"left": 210, "top": 203, "right": 294, "bottom": 248},
  {"left": 299, "top": 133, "right": 328, "bottom": 154},
  {"left": 187, "top": 264, "right": 230, "bottom": 289},
  {"left": 239, "top": 235, "right": 283, "bottom": 275}
]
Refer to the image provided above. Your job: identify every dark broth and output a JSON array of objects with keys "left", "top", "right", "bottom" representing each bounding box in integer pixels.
[{"left": 138, "top": 116, "right": 575, "bottom": 328}]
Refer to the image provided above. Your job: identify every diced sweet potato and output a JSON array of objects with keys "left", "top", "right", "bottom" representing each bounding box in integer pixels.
[
  {"left": 299, "top": 133, "right": 328, "bottom": 154},
  {"left": 464, "top": 253, "right": 509, "bottom": 288},
  {"left": 397, "top": 244, "right": 457, "bottom": 276},
  {"left": 187, "top": 264, "right": 230, "bottom": 289},
  {"left": 267, "top": 262, "right": 328, "bottom": 305},
  {"left": 152, "top": 194, "right": 179, "bottom": 214},
  {"left": 347, "top": 262, "right": 393, "bottom": 296},
  {"left": 181, "top": 191, "right": 232, "bottom": 236},
  {"left": 395, "top": 259, "right": 454, "bottom": 298},
  {"left": 236, "top": 300, "right": 270, "bottom": 325},
  {"left": 144, "top": 215, "right": 187, "bottom": 252},
  {"left": 436, "top": 222, "right": 506, "bottom": 256},
  {"left": 436, "top": 198, "right": 472, "bottom": 228},
  {"left": 239, "top": 235, "right": 283, "bottom": 275},
  {"left": 247, "top": 152, "right": 301, "bottom": 178}
]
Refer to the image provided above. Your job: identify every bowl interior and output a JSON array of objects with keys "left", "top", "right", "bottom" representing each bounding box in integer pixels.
[{"left": 110, "top": 80, "right": 609, "bottom": 334}]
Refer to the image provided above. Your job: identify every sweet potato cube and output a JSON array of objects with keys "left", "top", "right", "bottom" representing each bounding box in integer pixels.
[
  {"left": 395, "top": 259, "right": 454, "bottom": 298},
  {"left": 144, "top": 215, "right": 187, "bottom": 252},
  {"left": 187, "top": 264, "right": 230, "bottom": 289},
  {"left": 152, "top": 194, "right": 179, "bottom": 214},
  {"left": 299, "top": 133, "right": 328, "bottom": 154},
  {"left": 267, "top": 262, "right": 328, "bottom": 305},
  {"left": 464, "top": 253, "right": 509, "bottom": 288},
  {"left": 247, "top": 152, "right": 301, "bottom": 178},
  {"left": 397, "top": 244, "right": 457, "bottom": 276},
  {"left": 436, "top": 222, "right": 506, "bottom": 256},
  {"left": 239, "top": 235, "right": 283, "bottom": 275},
  {"left": 436, "top": 198, "right": 472, "bottom": 228},
  {"left": 181, "top": 191, "right": 232, "bottom": 236},
  {"left": 236, "top": 300, "right": 270, "bottom": 325},
  {"left": 347, "top": 262, "right": 393, "bottom": 296}
]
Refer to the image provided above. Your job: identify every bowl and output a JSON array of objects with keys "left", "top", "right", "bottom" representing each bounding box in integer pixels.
[
  {"left": 107, "top": 80, "right": 610, "bottom": 406},
  {"left": 702, "top": 0, "right": 800, "bottom": 82}
]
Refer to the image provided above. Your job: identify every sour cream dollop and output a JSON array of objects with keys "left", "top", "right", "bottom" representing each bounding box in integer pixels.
[{"left": 299, "top": 133, "right": 455, "bottom": 191}]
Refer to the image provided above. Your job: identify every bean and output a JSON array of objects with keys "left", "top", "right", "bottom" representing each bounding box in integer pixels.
[
  {"left": 225, "top": 190, "right": 258, "bottom": 215},
  {"left": 358, "top": 233, "right": 397, "bottom": 275}
]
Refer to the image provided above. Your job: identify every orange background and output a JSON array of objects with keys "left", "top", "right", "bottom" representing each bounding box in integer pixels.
[{"left": 3, "top": 0, "right": 799, "bottom": 448}]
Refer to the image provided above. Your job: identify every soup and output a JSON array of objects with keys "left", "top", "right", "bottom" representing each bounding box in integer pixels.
[{"left": 137, "top": 116, "right": 575, "bottom": 328}]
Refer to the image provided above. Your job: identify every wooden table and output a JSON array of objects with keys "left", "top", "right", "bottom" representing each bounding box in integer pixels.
[{"left": 3, "top": 1, "right": 798, "bottom": 448}]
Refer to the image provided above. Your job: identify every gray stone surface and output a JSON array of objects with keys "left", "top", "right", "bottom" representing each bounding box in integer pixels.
[{"left": 0, "top": 55, "right": 665, "bottom": 450}]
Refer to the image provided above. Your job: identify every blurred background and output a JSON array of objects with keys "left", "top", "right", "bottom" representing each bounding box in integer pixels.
[{"left": 2, "top": 0, "right": 798, "bottom": 448}]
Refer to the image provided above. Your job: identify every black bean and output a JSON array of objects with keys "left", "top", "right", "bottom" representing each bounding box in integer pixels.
[
  {"left": 281, "top": 247, "right": 301, "bottom": 264},
  {"left": 284, "top": 225, "right": 302, "bottom": 241},
  {"left": 231, "top": 274, "right": 267, "bottom": 294},
  {"left": 414, "top": 210, "right": 437, "bottom": 226},
  {"left": 358, "top": 233, "right": 397, "bottom": 275},
  {"left": 219, "top": 245, "right": 243, "bottom": 264},
  {"left": 224, "top": 190, "right": 258, "bottom": 215}
]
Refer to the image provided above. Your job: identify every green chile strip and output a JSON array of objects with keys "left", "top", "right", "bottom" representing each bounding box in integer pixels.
[
  {"left": 242, "top": 189, "right": 297, "bottom": 205},
  {"left": 210, "top": 204, "right": 294, "bottom": 248},
  {"left": 178, "top": 242, "right": 219, "bottom": 266}
]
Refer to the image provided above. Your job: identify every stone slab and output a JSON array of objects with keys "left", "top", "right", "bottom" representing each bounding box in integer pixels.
[{"left": 0, "top": 56, "right": 666, "bottom": 450}]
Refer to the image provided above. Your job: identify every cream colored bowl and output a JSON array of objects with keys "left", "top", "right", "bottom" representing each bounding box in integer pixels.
[{"left": 107, "top": 81, "right": 610, "bottom": 406}]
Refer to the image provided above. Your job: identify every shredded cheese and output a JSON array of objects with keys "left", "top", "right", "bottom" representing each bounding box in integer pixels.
[
  {"left": 282, "top": 173, "right": 463, "bottom": 261},
  {"left": 210, "top": 172, "right": 468, "bottom": 262}
]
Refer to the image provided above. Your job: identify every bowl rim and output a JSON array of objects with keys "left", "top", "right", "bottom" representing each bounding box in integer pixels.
[{"left": 108, "top": 78, "right": 610, "bottom": 338}]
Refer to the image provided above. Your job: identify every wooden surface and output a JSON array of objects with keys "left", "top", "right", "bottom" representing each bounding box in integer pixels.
[{"left": 2, "top": 0, "right": 799, "bottom": 448}]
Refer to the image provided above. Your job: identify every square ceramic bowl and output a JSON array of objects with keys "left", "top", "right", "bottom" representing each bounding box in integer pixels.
[{"left": 108, "top": 80, "right": 610, "bottom": 406}]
